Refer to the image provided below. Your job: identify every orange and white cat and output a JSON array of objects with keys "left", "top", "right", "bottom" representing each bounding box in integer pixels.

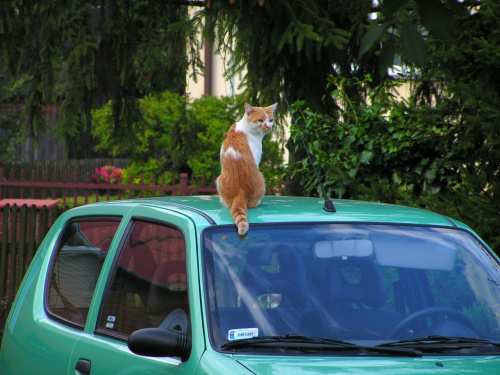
[{"left": 217, "top": 102, "right": 277, "bottom": 236}]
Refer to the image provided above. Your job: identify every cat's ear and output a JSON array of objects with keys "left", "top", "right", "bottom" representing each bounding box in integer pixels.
[
  {"left": 268, "top": 102, "right": 278, "bottom": 113},
  {"left": 244, "top": 103, "right": 255, "bottom": 116}
]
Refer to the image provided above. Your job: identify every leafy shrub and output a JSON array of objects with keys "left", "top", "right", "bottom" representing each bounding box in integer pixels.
[
  {"left": 288, "top": 76, "right": 458, "bottom": 199},
  {"left": 286, "top": 75, "right": 500, "bottom": 254},
  {"left": 93, "top": 166, "right": 123, "bottom": 184},
  {"left": 186, "top": 95, "right": 243, "bottom": 179},
  {"left": 121, "top": 159, "right": 173, "bottom": 186},
  {"left": 92, "top": 92, "right": 284, "bottom": 190},
  {"left": 92, "top": 92, "right": 188, "bottom": 171}
]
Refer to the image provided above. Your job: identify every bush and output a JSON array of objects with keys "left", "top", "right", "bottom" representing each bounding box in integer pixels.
[
  {"left": 288, "top": 76, "right": 457, "bottom": 199},
  {"left": 286, "top": 75, "right": 500, "bottom": 254},
  {"left": 92, "top": 93, "right": 284, "bottom": 191},
  {"left": 121, "top": 159, "right": 173, "bottom": 186},
  {"left": 93, "top": 166, "right": 123, "bottom": 184}
]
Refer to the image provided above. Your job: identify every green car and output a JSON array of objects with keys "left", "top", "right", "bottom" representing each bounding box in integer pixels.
[{"left": 1, "top": 196, "right": 500, "bottom": 374}]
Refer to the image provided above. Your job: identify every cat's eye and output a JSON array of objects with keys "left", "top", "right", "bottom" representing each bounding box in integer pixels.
[{"left": 258, "top": 119, "right": 264, "bottom": 123}]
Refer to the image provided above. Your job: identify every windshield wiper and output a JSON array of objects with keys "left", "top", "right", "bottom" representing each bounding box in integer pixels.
[
  {"left": 221, "top": 334, "right": 356, "bottom": 350},
  {"left": 220, "top": 334, "right": 422, "bottom": 357},
  {"left": 378, "top": 336, "right": 500, "bottom": 354}
]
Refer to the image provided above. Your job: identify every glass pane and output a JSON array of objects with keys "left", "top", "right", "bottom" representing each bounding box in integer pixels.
[
  {"left": 100, "top": 220, "right": 190, "bottom": 338},
  {"left": 47, "top": 219, "right": 120, "bottom": 326},
  {"left": 203, "top": 224, "right": 500, "bottom": 351}
]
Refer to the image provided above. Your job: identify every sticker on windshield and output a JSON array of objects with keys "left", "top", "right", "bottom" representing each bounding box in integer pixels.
[
  {"left": 228, "top": 328, "right": 259, "bottom": 341},
  {"left": 106, "top": 315, "right": 116, "bottom": 329}
]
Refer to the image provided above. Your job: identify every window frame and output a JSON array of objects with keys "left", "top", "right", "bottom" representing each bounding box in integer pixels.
[
  {"left": 95, "top": 217, "right": 190, "bottom": 340},
  {"left": 44, "top": 216, "right": 122, "bottom": 329}
]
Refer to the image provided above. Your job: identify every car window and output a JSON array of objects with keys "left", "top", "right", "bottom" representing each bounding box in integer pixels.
[
  {"left": 46, "top": 219, "right": 121, "bottom": 327},
  {"left": 99, "top": 220, "right": 190, "bottom": 338},
  {"left": 204, "top": 224, "right": 500, "bottom": 349}
]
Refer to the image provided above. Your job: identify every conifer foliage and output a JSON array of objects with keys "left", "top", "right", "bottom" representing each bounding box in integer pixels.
[
  {"left": 202, "top": 0, "right": 468, "bottom": 112},
  {"left": 0, "top": 0, "right": 468, "bottom": 156},
  {"left": 0, "top": 0, "right": 199, "bottom": 157},
  {"left": 203, "top": 0, "right": 354, "bottom": 113}
]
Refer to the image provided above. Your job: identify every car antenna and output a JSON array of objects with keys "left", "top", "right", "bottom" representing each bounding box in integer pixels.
[{"left": 281, "top": 92, "right": 336, "bottom": 212}]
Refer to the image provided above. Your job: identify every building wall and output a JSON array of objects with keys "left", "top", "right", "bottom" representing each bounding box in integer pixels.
[{"left": 187, "top": 41, "right": 243, "bottom": 99}]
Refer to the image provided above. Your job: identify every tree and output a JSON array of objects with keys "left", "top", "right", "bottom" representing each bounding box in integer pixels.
[
  {"left": 0, "top": 0, "right": 200, "bottom": 158},
  {"left": 358, "top": 0, "right": 471, "bottom": 74},
  {"left": 284, "top": 0, "right": 500, "bottom": 253},
  {"left": 203, "top": 0, "right": 362, "bottom": 114},
  {"left": 202, "top": 0, "right": 471, "bottom": 109},
  {"left": 1, "top": 0, "right": 472, "bottom": 159},
  {"left": 415, "top": 0, "right": 500, "bottom": 250},
  {"left": 200, "top": 0, "right": 474, "bottom": 196}
]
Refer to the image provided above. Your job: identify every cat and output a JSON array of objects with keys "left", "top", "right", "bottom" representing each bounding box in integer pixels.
[{"left": 217, "top": 102, "right": 278, "bottom": 236}]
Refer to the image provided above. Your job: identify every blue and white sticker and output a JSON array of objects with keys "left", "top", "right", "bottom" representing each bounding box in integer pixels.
[
  {"left": 106, "top": 315, "right": 116, "bottom": 329},
  {"left": 228, "top": 328, "right": 259, "bottom": 341}
]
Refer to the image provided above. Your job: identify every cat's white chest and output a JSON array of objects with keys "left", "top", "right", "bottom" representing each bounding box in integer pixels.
[
  {"left": 246, "top": 135, "right": 263, "bottom": 166},
  {"left": 235, "top": 120, "right": 263, "bottom": 166}
]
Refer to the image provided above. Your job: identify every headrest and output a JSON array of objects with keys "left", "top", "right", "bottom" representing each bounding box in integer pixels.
[
  {"left": 119, "top": 240, "right": 157, "bottom": 281},
  {"left": 322, "top": 257, "right": 387, "bottom": 309},
  {"left": 148, "top": 260, "right": 188, "bottom": 315}
]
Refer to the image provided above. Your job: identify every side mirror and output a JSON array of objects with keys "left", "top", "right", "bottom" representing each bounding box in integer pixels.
[{"left": 128, "top": 328, "right": 191, "bottom": 362}]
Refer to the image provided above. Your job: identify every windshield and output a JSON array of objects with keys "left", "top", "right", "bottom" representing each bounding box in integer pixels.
[{"left": 203, "top": 224, "right": 500, "bottom": 355}]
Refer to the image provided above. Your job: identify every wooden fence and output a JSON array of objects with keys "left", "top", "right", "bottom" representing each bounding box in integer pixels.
[
  {"left": 0, "top": 169, "right": 218, "bottom": 337},
  {"left": 0, "top": 203, "right": 68, "bottom": 337},
  {"left": 0, "top": 169, "right": 218, "bottom": 205},
  {"left": 0, "top": 159, "right": 129, "bottom": 182},
  {"left": 0, "top": 204, "right": 67, "bottom": 302}
]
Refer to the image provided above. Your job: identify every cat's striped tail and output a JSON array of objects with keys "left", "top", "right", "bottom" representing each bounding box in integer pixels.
[{"left": 230, "top": 196, "right": 249, "bottom": 236}]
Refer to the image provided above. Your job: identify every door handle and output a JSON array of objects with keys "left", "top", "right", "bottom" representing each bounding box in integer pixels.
[{"left": 75, "top": 358, "right": 91, "bottom": 374}]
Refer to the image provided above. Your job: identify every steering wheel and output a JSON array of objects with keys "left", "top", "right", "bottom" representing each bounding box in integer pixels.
[{"left": 388, "top": 306, "right": 476, "bottom": 340}]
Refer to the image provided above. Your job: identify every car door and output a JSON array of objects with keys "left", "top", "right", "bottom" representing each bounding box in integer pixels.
[
  {"left": 69, "top": 207, "right": 204, "bottom": 375},
  {"left": 0, "top": 215, "right": 122, "bottom": 375}
]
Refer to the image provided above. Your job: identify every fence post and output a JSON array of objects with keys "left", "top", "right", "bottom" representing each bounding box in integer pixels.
[
  {"left": 17, "top": 205, "right": 27, "bottom": 293},
  {"left": 8, "top": 205, "right": 17, "bottom": 299},
  {"left": 0, "top": 168, "right": 3, "bottom": 200},
  {"left": 27, "top": 205, "right": 37, "bottom": 265},
  {"left": 179, "top": 173, "right": 188, "bottom": 196},
  {"left": 0, "top": 206, "right": 8, "bottom": 300}
]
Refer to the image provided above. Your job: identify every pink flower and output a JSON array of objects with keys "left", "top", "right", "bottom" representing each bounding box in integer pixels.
[{"left": 94, "top": 166, "right": 122, "bottom": 185}]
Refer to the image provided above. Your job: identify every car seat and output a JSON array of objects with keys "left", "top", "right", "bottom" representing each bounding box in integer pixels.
[
  {"left": 148, "top": 259, "right": 189, "bottom": 334},
  {"left": 104, "top": 238, "right": 155, "bottom": 335},
  {"left": 318, "top": 257, "right": 402, "bottom": 339},
  {"left": 239, "top": 245, "right": 309, "bottom": 336}
]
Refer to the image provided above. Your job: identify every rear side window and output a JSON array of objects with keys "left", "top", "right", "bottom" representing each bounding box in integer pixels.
[
  {"left": 46, "top": 219, "right": 121, "bottom": 327},
  {"left": 99, "top": 220, "right": 189, "bottom": 338}
]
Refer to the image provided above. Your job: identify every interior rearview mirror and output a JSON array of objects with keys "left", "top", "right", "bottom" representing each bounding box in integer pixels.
[{"left": 314, "top": 239, "right": 373, "bottom": 258}]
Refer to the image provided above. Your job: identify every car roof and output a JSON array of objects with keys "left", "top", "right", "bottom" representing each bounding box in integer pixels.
[{"left": 90, "top": 196, "right": 460, "bottom": 228}]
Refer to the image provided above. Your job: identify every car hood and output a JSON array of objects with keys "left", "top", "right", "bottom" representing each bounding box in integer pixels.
[{"left": 235, "top": 355, "right": 500, "bottom": 374}]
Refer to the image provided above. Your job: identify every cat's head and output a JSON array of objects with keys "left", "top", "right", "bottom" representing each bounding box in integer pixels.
[{"left": 243, "top": 103, "right": 278, "bottom": 136}]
